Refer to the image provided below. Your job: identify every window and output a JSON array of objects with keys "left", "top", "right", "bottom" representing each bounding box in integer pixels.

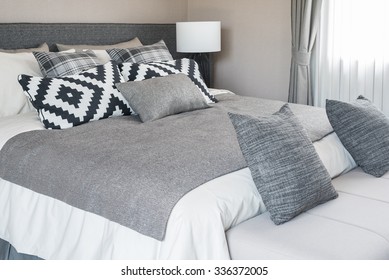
[{"left": 313, "top": 0, "right": 389, "bottom": 116}]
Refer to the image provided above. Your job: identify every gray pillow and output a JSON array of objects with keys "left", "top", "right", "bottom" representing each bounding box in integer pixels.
[
  {"left": 33, "top": 50, "right": 100, "bottom": 77},
  {"left": 326, "top": 96, "right": 389, "bottom": 177},
  {"left": 229, "top": 104, "right": 338, "bottom": 225},
  {"left": 0, "top": 43, "right": 49, "bottom": 53},
  {"left": 116, "top": 74, "right": 209, "bottom": 122},
  {"left": 56, "top": 37, "right": 142, "bottom": 51}
]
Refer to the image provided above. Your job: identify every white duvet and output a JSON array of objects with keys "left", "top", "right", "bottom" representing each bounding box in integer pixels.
[{"left": 0, "top": 112, "right": 356, "bottom": 259}]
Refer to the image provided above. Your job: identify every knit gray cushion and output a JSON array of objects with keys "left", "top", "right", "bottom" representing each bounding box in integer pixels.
[
  {"left": 229, "top": 104, "right": 338, "bottom": 225},
  {"left": 326, "top": 96, "right": 389, "bottom": 177},
  {"left": 116, "top": 74, "right": 209, "bottom": 122}
]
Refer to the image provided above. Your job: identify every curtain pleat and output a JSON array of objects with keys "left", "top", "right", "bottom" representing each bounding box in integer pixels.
[{"left": 288, "top": 0, "right": 323, "bottom": 105}]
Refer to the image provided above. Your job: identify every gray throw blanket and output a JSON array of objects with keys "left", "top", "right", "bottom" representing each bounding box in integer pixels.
[{"left": 0, "top": 94, "right": 332, "bottom": 240}]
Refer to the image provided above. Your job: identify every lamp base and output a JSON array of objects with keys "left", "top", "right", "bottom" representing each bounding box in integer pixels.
[{"left": 188, "top": 53, "right": 211, "bottom": 88}]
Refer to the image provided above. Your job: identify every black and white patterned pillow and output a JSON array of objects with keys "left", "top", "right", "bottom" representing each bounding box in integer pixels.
[
  {"left": 18, "top": 61, "right": 133, "bottom": 129},
  {"left": 120, "top": 58, "right": 217, "bottom": 103},
  {"left": 33, "top": 50, "right": 100, "bottom": 77},
  {"left": 107, "top": 40, "right": 173, "bottom": 64}
]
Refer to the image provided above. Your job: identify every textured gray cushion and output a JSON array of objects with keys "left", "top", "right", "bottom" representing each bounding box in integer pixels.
[
  {"left": 116, "top": 74, "right": 209, "bottom": 122},
  {"left": 33, "top": 50, "right": 100, "bottom": 77},
  {"left": 229, "top": 104, "right": 338, "bottom": 225},
  {"left": 120, "top": 58, "right": 217, "bottom": 104},
  {"left": 326, "top": 96, "right": 389, "bottom": 177}
]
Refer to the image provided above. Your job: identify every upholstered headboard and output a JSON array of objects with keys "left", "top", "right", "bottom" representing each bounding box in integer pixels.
[{"left": 0, "top": 22, "right": 184, "bottom": 58}]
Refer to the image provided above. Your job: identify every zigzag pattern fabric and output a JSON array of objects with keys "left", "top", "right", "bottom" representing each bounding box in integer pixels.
[
  {"left": 18, "top": 61, "right": 133, "bottom": 129},
  {"left": 120, "top": 58, "right": 217, "bottom": 103}
]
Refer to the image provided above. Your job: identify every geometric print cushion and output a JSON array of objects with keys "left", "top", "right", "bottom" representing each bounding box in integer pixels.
[
  {"left": 120, "top": 58, "right": 217, "bottom": 104},
  {"left": 18, "top": 60, "right": 133, "bottom": 129},
  {"left": 106, "top": 40, "right": 173, "bottom": 64},
  {"left": 33, "top": 50, "right": 100, "bottom": 78}
]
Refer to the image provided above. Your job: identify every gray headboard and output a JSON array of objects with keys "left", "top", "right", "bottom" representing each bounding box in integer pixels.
[{"left": 0, "top": 23, "right": 184, "bottom": 58}]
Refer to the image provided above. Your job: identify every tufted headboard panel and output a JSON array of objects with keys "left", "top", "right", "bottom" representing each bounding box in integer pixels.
[{"left": 0, "top": 22, "right": 184, "bottom": 58}]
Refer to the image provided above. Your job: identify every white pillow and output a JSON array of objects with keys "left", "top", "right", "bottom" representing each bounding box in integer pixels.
[
  {"left": 87, "top": 49, "right": 111, "bottom": 64},
  {"left": 314, "top": 132, "right": 357, "bottom": 178},
  {"left": 0, "top": 52, "right": 42, "bottom": 118}
]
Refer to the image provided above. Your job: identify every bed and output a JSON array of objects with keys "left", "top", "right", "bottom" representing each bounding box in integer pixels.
[{"left": 0, "top": 23, "right": 388, "bottom": 260}]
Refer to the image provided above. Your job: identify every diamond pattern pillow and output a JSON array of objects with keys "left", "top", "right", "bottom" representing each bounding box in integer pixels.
[
  {"left": 120, "top": 58, "right": 217, "bottom": 104},
  {"left": 229, "top": 104, "right": 338, "bottom": 225},
  {"left": 33, "top": 50, "right": 100, "bottom": 77},
  {"left": 326, "top": 96, "right": 389, "bottom": 177},
  {"left": 18, "top": 61, "right": 133, "bottom": 129},
  {"left": 107, "top": 40, "right": 173, "bottom": 64}
]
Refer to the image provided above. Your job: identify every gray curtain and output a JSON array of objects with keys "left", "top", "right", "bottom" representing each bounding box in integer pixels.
[{"left": 288, "top": 0, "right": 323, "bottom": 105}]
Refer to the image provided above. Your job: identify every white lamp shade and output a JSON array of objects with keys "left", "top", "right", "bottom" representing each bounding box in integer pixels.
[{"left": 176, "top": 21, "right": 221, "bottom": 53}]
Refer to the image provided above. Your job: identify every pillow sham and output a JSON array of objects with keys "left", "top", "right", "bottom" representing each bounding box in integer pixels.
[
  {"left": 33, "top": 50, "right": 100, "bottom": 77},
  {"left": 107, "top": 40, "right": 173, "bottom": 64},
  {"left": 120, "top": 58, "right": 217, "bottom": 104},
  {"left": 326, "top": 96, "right": 389, "bottom": 177},
  {"left": 0, "top": 43, "right": 49, "bottom": 53},
  {"left": 116, "top": 74, "right": 209, "bottom": 122},
  {"left": 56, "top": 37, "right": 142, "bottom": 51},
  {"left": 0, "top": 52, "right": 40, "bottom": 118},
  {"left": 229, "top": 104, "right": 338, "bottom": 225},
  {"left": 18, "top": 61, "right": 133, "bottom": 129}
]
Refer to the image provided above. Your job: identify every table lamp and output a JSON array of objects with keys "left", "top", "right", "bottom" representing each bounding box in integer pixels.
[{"left": 176, "top": 21, "right": 221, "bottom": 87}]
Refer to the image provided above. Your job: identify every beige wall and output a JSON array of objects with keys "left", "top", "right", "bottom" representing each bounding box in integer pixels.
[
  {"left": 1, "top": 0, "right": 291, "bottom": 101},
  {"left": 0, "top": 0, "right": 188, "bottom": 23},
  {"left": 188, "top": 0, "right": 291, "bottom": 101}
]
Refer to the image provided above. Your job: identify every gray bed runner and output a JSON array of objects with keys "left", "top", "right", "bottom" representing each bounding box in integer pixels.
[{"left": 0, "top": 94, "right": 332, "bottom": 240}]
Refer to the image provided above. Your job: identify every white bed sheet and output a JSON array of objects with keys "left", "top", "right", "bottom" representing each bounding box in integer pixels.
[
  {"left": 0, "top": 112, "right": 265, "bottom": 259},
  {"left": 0, "top": 169, "right": 264, "bottom": 259},
  {"left": 0, "top": 111, "right": 356, "bottom": 259}
]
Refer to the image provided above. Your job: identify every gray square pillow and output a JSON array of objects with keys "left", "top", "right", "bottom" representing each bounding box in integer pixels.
[
  {"left": 326, "top": 96, "right": 389, "bottom": 177},
  {"left": 33, "top": 50, "right": 100, "bottom": 77},
  {"left": 116, "top": 73, "right": 209, "bottom": 122},
  {"left": 229, "top": 104, "right": 338, "bottom": 225}
]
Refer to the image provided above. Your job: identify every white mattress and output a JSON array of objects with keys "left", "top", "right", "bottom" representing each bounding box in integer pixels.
[{"left": 0, "top": 112, "right": 356, "bottom": 259}]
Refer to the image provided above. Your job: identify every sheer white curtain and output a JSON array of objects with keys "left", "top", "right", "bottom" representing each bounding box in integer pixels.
[{"left": 313, "top": 0, "right": 389, "bottom": 116}]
